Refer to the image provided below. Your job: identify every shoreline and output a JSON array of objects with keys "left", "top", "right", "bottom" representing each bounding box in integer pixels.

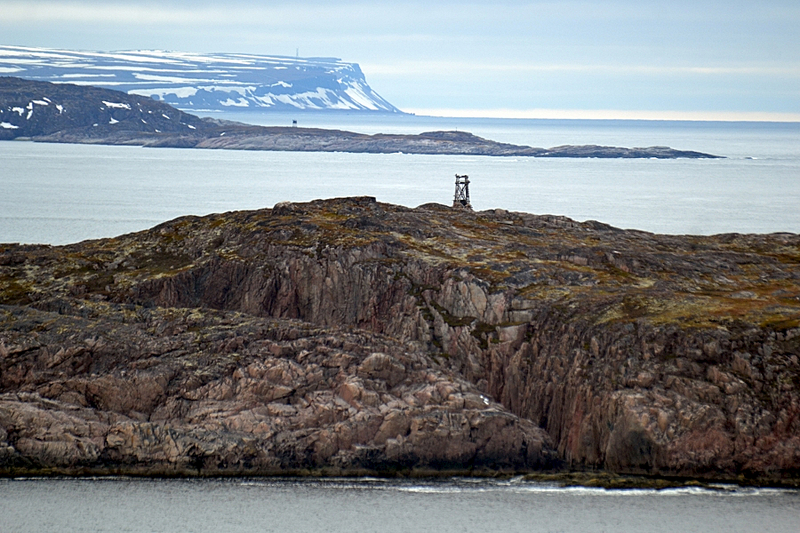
[{"left": 2, "top": 468, "right": 799, "bottom": 490}]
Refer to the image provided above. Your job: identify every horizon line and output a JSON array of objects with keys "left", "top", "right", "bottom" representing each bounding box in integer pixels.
[{"left": 403, "top": 108, "right": 800, "bottom": 123}]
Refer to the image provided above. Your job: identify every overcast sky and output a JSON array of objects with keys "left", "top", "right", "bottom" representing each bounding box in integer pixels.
[{"left": 2, "top": 0, "right": 799, "bottom": 120}]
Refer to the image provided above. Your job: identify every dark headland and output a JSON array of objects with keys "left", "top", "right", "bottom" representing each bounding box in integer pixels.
[
  {"left": 1, "top": 197, "right": 798, "bottom": 486},
  {"left": 1, "top": 77, "right": 720, "bottom": 158}
]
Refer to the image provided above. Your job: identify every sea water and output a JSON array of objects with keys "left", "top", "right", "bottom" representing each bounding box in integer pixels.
[
  {"left": 1, "top": 477, "right": 798, "bottom": 533},
  {"left": 1, "top": 116, "right": 799, "bottom": 245}
]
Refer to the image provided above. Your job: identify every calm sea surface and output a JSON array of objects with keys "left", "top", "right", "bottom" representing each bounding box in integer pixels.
[
  {"left": 1, "top": 477, "right": 798, "bottom": 533},
  {"left": 1, "top": 116, "right": 799, "bottom": 245}
]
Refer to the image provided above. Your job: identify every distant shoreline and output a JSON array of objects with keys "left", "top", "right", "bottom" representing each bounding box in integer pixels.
[
  {"left": 214, "top": 108, "right": 800, "bottom": 126},
  {"left": 1, "top": 76, "right": 722, "bottom": 159}
]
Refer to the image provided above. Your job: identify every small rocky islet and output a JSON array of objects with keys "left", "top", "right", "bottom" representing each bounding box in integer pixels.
[{"left": 1, "top": 197, "right": 798, "bottom": 485}]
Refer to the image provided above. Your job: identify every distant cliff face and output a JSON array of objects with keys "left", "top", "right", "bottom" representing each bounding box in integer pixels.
[
  {"left": 0, "top": 46, "right": 402, "bottom": 113},
  {"left": 1, "top": 198, "right": 798, "bottom": 481}
]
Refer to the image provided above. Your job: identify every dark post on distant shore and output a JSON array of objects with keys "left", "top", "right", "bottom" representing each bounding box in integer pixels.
[{"left": 453, "top": 174, "right": 472, "bottom": 209}]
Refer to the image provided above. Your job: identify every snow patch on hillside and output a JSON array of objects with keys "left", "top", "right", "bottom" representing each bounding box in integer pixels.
[{"left": 102, "top": 101, "right": 131, "bottom": 109}]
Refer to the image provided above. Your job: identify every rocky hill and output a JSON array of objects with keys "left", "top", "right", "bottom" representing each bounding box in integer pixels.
[
  {"left": 0, "top": 45, "right": 402, "bottom": 113},
  {"left": 1, "top": 197, "right": 797, "bottom": 482},
  {"left": 1, "top": 77, "right": 719, "bottom": 158},
  {"left": 0, "top": 76, "right": 208, "bottom": 140}
]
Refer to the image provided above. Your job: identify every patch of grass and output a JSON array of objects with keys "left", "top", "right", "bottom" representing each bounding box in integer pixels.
[
  {"left": 760, "top": 316, "right": 800, "bottom": 331},
  {"left": 0, "top": 276, "right": 34, "bottom": 304},
  {"left": 603, "top": 264, "right": 635, "bottom": 280},
  {"left": 469, "top": 266, "right": 509, "bottom": 286},
  {"left": 83, "top": 271, "right": 116, "bottom": 294},
  {"left": 470, "top": 321, "right": 497, "bottom": 349},
  {"left": 319, "top": 211, "right": 349, "bottom": 222},
  {"left": 399, "top": 237, "right": 456, "bottom": 261},
  {"left": 137, "top": 250, "right": 193, "bottom": 274},
  {"left": 622, "top": 294, "right": 650, "bottom": 319}
]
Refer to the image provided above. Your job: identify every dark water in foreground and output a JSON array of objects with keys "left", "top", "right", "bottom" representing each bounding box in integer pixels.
[{"left": 1, "top": 477, "right": 798, "bottom": 532}]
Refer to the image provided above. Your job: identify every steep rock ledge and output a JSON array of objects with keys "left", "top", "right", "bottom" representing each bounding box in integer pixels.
[{"left": 1, "top": 197, "right": 798, "bottom": 481}]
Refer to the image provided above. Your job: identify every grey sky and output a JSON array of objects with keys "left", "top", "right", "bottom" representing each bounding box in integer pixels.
[{"left": 2, "top": 0, "right": 798, "bottom": 120}]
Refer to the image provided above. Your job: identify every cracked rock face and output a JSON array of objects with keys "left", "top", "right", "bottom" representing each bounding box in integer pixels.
[
  {"left": 0, "top": 305, "right": 553, "bottom": 475},
  {"left": 1, "top": 197, "right": 798, "bottom": 481}
]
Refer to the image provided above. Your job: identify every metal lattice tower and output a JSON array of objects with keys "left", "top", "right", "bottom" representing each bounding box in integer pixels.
[{"left": 453, "top": 174, "right": 472, "bottom": 209}]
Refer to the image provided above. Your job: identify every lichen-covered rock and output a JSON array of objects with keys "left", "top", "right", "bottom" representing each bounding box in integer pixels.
[{"left": 1, "top": 197, "right": 798, "bottom": 482}]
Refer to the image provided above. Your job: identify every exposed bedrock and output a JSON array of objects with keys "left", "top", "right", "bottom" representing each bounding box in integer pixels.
[
  {"left": 0, "top": 306, "right": 552, "bottom": 475},
  {"left": 1, "top": 197, "right": 798, "bottom": 480}
]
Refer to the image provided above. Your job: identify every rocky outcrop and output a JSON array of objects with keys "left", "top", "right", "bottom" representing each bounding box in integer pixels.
[
  {"left": 0, "top": 76, "right": 207, "bottom": 140},
  {"left": 1, "top": 77, "right": 721, "bottom": 158},
  {"left": 0, "top": 304, "right": 552, "bottom": 475},
  {"left": 1, "top": 197, "right": 797, "bottom": 481}
]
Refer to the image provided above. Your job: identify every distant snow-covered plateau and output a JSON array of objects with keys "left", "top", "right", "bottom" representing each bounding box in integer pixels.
[{"left": 0, "top": 45, "right": 402, "bottom": 114}]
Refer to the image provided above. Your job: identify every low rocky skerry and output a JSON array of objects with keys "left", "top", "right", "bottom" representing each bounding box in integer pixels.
[
  {"left": 1, "top": 77, "right": 720, "bottom": 158},
  {"left": 1, "top": 197, "right": 798, "bottom": 483}
]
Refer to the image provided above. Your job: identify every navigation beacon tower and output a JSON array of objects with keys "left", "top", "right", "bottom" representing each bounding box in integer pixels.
[{"left": 452, "top": 174, "right": 472, "bottom": 209}]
